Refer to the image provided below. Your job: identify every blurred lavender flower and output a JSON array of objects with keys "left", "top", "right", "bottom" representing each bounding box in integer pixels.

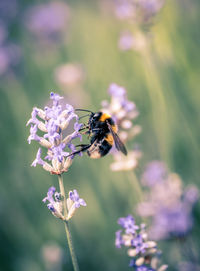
[
  {"left": 54, "top": 63, "right": 85, "bottom": 88},
  {"left": 119, "top": 30, "right": 149, "bottom": 52},
  {"left": 114, "top": 0, "right": 136, "bottom": 20},
  {"left": 0, "top": 22, "right": 21, "bottom": 76},
  {"left": 25, "top": 1, "right": 69, "bottom": 44},
  {"left": 101, "top": 83, "right": 141, "bottom": 171},
  {"left": 27, "top": 92, "right": 83, "bottom": 175},
  {"left": 118, "top": 31, "right": 134, "bottom": 51},
  {"left": 116, "top": 215, "right": 168, "bottom": 270},
  {"left": 141, "top": 161, "right": 168, "bottom": 187},
  {"left": 113, "top": 0, "right": 165, "bottom": 52},
  {"left": 114, "top": 0, "right": 165, "bottom": 23},
  {"left": 43, "top": 187, "right": 86, "bottom": 220},
  {"left": 137, "top": 162, "right": 199, "bottom": 240}
]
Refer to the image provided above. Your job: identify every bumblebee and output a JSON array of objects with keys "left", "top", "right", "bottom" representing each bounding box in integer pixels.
[{"left": 70, "top": 110, "right": 127, "bottom": 159}]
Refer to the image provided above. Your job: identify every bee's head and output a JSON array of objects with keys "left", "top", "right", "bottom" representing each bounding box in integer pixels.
[{"left": 89, "top": 111, "right": 102, "bottom": 124}]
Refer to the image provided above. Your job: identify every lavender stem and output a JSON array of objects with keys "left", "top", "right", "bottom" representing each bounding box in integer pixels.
[{"left": 58, "top": 174, "right": 80, "bottom": 271}]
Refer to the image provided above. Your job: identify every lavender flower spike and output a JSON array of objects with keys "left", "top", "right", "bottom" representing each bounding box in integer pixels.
[
  {"left": 67, "top": 190, "right": 86, "bottom": 220},
  {"left": 27, "top": 92, "right": 83, "bottom": 174},
  {"left": 116, "top": 215, "right": 167, "bottom": 270}
]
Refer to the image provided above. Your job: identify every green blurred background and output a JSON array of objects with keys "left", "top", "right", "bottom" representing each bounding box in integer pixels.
[{"left": 1, "top": 0, "right": 200, "bottom": 270}]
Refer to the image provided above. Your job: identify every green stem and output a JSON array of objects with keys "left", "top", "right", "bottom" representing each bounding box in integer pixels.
[
  {"left": 64, "top": 221, "right": 80, "bottom": 271},
  {"left": 58, "top": 174, "right": 80, "bottom": 271}
]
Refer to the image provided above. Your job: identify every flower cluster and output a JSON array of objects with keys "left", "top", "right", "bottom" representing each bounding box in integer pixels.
[
  {"left": 27, "top": 92, "right": 83, "bottom": 175},
  {"left": 115, "top": 215, "right": 168, "bottom": 271},
  {"left": 43, "top": 187, "right": 86, "bottom": 220},
  {"left": 137, "top": 161, "right": 199, "bottom": 240},
  {"left": 101, "top": 83, "right": 141, "bottom": 171}
]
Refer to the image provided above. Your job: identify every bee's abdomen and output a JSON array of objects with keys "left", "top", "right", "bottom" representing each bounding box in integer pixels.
[{"left": 87, "top": 139, "right": 112, "bottom": 159}]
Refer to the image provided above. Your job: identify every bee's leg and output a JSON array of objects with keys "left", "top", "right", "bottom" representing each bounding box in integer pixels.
[
  {"left": 66, "top": 144, "right": 91, "bottom": 158},
  {"left": 79, "top": 125, "right": 89, "bottom": 132},
  {"left": 75, "top": 144, "right": 90, "bottom": 148}
]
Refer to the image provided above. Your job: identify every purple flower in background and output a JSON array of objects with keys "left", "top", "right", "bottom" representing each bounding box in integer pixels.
[
  {"left": 113, "top": 0, "right": 165, "bottom": 24},
  {"left": 142, "top": 161, "right": 168, "bottom": 187},
  {"left": 116, "top": 215, "right": 167, "bottom": 270},
  {"left": 27, "top": 92, "right": 83, "bottom": 174},
  {"left": 101, "top": 83, "right": 141, "bottom": 171},
  {"left": 114, "top": 0, "right": 136, "bottom": 20},
  {"left": 118, "top": 31, "right": 133, "bottom": 51},
  {"left": 137, "top": 163, "right": 199, "bottom": 240},
  {"left": 25, "top": 1, "right": 70, "bottom": 43}
]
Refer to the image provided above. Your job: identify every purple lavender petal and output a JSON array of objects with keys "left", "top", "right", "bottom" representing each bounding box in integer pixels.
[
  {"left": 31, "top": 148, "right": 45, "bottom": 167},
  {"left": 50, "top": 92, "right": 63, "bottom": 106},
  {"left": 26, "top": 107, "right": 39, "bottom": 126},
  {"left": 69, "top": 190, "right": 86, "bottom": 209},
  {"left": 115, "top": 230, "right": 123, "bottom": 248},
  {"left": 28, "top": 124, "right": 41, "bottom": 144},
  {"left": 118, "top": 215, "right": 139, "bottom": 234}
]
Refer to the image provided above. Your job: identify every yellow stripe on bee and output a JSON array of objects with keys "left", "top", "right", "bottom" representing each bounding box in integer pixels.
[
  {"left": 106, "top": 134, "right": 114, "bottom": 145},
  {"left": 111, "top": 124, "right": 118, "bottom": 133},
  {"left": 99, "top": 113, "right": 111, "bottom": 122}
]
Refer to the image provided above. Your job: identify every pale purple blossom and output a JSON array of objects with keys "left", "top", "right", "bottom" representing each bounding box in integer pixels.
[
  {"left": 69, "top": 190, "right": 87, "bottom": 208},
  {"left": 31, "top": 148, "right": 45, "bottom": 167},
  {"left": 27, "top": 92, "right": 83, "bottom": 174}
]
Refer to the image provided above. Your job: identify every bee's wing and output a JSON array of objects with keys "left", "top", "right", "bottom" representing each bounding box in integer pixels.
[{"left": 107, "top": 121, "right": 127, "bottom": 155}]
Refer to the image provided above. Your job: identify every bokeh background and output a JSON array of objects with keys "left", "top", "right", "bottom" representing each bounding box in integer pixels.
[{"left": 0, "top": 0, "right": 200, "bottom": 270}]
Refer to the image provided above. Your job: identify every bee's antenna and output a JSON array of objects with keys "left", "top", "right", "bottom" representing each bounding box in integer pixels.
[
  {"left": 75, "top": 109, "right": 94, "bottom": 114},
  {"left": 79, "top": 114, "right": 90, "bottom": 120}
]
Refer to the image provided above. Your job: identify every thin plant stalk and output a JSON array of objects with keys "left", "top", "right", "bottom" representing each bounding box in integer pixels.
[{"left": 58, "top": 174, "right": 80, "bottom": 271}]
